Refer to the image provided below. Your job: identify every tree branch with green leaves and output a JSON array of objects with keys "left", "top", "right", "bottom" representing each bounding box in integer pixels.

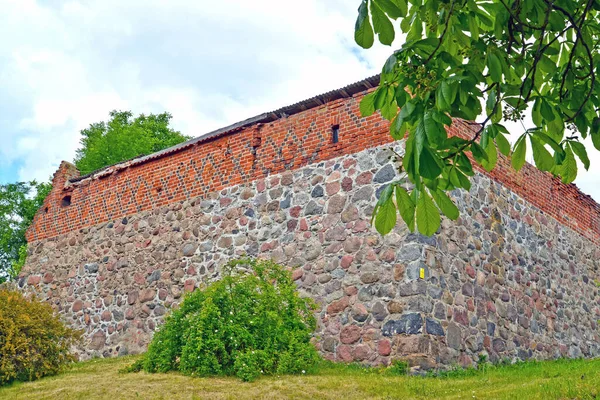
[{"left": 355, "top": 0, "right": 600, "bottom": 236}]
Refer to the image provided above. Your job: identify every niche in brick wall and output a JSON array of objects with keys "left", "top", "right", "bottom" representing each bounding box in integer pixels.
[{"left": 61, "top": 195, "right": 72, "bottom": 207}]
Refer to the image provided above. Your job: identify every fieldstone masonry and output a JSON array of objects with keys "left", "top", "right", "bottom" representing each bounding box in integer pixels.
[
  {"left": 19, "top": 78, "right": 600, "bottom": 369},
  {"left": 21, "top": 141, "right": 600, "bottom": 368}
]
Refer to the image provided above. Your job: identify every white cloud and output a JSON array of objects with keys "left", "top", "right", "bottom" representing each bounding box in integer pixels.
[
  {"left": 0, "top": 0, "right": 391, "bottom": 183},
  {"left": 0, "top": 0, "right": 598, "bottom": 201}
]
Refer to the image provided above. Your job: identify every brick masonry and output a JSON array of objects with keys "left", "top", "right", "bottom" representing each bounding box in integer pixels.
[{"left": 20, "top": 82, "right": 600, "bottom": 368}]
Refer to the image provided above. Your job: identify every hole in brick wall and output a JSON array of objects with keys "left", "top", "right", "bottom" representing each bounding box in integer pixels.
[
  {"left": 331, "top": 125, "right": 340, "bottom": 144},
  {"left": 61, "top": 195, "right": 72, "bottom": 207},
  {"left": 44, "top": 206, "right": 49, "bottom": 213}
]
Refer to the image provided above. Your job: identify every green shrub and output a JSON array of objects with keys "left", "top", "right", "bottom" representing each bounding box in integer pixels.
[
  {"left": 0, "top": 287, "right": 81, "bottom": 386},
  {"left": 136, "top": 258, "right": 319, "bottom": 381}
]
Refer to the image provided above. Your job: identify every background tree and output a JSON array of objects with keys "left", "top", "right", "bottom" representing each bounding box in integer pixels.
[
  {"left": 0, "top": 181, "right": 52, "bottom": 282},
  {"left": 354, "top": 0, "right": 600, "bottom": 236},
  {"left": 1, "top": 110, "right": 190, "bottom": 280},
  {"left": 74, "top": 110, "right": 191, "bottom": 175}
]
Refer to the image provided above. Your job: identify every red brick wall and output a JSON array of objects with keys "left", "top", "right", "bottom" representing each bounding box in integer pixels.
[{"left": 26, "top": 91, "right": 600, "bottom": 244}]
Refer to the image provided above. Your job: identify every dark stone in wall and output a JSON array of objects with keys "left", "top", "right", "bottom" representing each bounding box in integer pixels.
[{"left": 382, "top": 313, "right": 423, "bottom": 336}]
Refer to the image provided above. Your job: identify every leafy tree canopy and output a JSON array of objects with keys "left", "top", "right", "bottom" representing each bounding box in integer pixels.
[
  {"left": 355, "top": 0, "right": 600, "bottom": 236},
  {"left": 0, "top": 181, "right": 52, "bottom": 281},
  {"left": 74, "top": 110, "right": 191, "bottom": 175}
]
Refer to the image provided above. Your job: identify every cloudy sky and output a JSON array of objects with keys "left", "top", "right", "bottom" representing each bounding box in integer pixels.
[{"left": 1, "top": 0, "right": 599, "bottom": 200}]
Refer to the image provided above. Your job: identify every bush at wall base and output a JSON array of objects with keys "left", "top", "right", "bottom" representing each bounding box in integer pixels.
[
  {"left": 0, "top": 287, "right": 81, "bottom": 386},
  {"left": 131, "top": 258, "right": 320, "bottom": 381}
]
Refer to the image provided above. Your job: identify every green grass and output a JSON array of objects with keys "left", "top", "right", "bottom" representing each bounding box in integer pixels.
[{"left": 1, "top": 356, "right": 600, "bottom": 399}]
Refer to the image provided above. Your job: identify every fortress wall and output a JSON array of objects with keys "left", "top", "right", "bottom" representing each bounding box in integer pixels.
[{"left": 20, "top": 82, "right": 600, "bottom": 367}]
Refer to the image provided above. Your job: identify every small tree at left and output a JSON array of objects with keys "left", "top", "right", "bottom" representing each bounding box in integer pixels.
[
  {"left": 0, "top": 288, "right": 81, "bottom": 385},
  {"left": 0, "top": 181, "right": 51, "bottom": 282}
]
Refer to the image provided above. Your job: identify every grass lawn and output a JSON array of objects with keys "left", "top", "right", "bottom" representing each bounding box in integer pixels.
[{"left": 1, "top": 356, "right": 599, "bottom": 399}]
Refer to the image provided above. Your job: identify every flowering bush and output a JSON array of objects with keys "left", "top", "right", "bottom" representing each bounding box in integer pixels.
[
  {"left": 134, "top": 258, "right": 319, "bottom": 381},
  {"left": 0, "top": 287, "right": 81, "bottom": 386}
]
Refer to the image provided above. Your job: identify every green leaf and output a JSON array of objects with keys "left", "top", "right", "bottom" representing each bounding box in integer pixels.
[
  {"left": 431, "top": 110, "right": 452, "bottom": 126},
  {"left": 468, "top": 13, "right": 480, "bottom": 41},
  {"left": 540, "top": 99, "right": 555, "bottom": 122},
  {"left": 481, "top": 138, "right": 498, "bottom": 172},
  {"left": 359, "top": 91, "right": 376, "bottom": 117},
  {"left": 382, "top": 54, "right": 396, "bottom": 74},
  {"left": 538, "top": 56, "right": 556, "bottom": 75},
  {"left": 436, "top": 85, "right": 449, "bottom": 111},
  {"left": 569, "top": 141, "right": 590, "bottom": 170},
  {"left": 487, "top": 51, "right": 502, "bottom": 82},
  {"left": 416, "top": 190, "right": 441, "bottom": 236},
  {"left": 511, "top": 135, "right": 527, "bottom": 171},
  {"left": 381, "top": 97, "right": 398, "bottom": 121},
  {"left": 558, "top": 146, "right": 577, "bottom": 184},
  {"left": 495, "top": 133, "right": 510, "bottom": 157},
  {"left": 423, "top": 112, "right": 446, "bottom": 145},
  {"left": 431, "top": 189, "right": 459, "bottom": 220},
  {"left": 456, "top": 153, "right": 474, "bottom": 176},
  {"left": 395, "top": 185, "right": 415, "bottom": 231},
  {"left": 390, "top": 114, "right": 407, "bottom": 140},
  {"left": 370, "top": 1, "right": 395, "bottom": 45},
  {"left": 374, "top": 87, "right": 387, "bottom": 109},
  {"left": 374, "top": 195, "right": 397, "bottom": 235},
  {"left": 549, "top": 11, "right": 566, "bottom": 31},
  {"left": 449, "top": 167, "right": 471, "bottom": 190},
  {"left": 441, "top": 81, "right": 457, "bottom": 107},
  {"left": 391, "top": 0, "right": 407, "bottom": 17},
  {"left": 377, "top": 183, "right": 394, "bottom": 204},
  {"left": 591, "top": 117, "right": 600, "bottom": 151},
  {"left": 536, "top": 132, "right": 564, "bottom": 156},
  {"left": 532, "top": 98, "right": 542, "bottom": 127},
  {"left": 413, "top": 116, "right": 426, "bottom": 173},
  {"left": 395, "top": 87, "right": 408, "bottom": 108},
  {"left": 530, "top": 137, "right": 554, "bottom": 172},
  {"left": 355, "top": 1, "right": 374, "bottom": 49},
  {"left": 470, "top": 141, "right": 488, "bottom": 163},
  {"left": 486, "top": 90, "right": 496, "bottom": 113},
  {"left": 419, "top": 147, "right": 442, "bottom": 180},
  {"left": 374, "top": 0, "right": 404, "bottom": 18}
]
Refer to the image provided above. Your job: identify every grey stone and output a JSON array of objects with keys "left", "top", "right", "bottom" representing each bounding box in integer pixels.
[
  {"left": 112, "top": 309, "right": 124, "bottom": 322},
  {"left": 305, "top": 240, "right": 322, "bottom": 261},
  {"left": 493, "top": 338, "right": 506, "bottom": 353},
  {"left": 352, "top": 187, "right": 373, "bottom": 202},
  {"left": 447, "top": 323, "right": 461, "bottom": 349},
  {"left": 311, "top": 185, "right": 324, "bottom": 198},
  {"left": 426, "top": 318, "right": 444, "bottom": 336},
  {"left": 407, "top": 296, "right": 433, "bottom": 313},
  {"left": 147, "top": 270, "right": 161, "bottom": 283},
  {"left": 322, "top": 337, "right": 337, "bottom": 352},
  {"left": 84, "top": 263, "right": 99, "bottom": 274},
  {"left": 398, "top": 281, "right": 427, "bottom": 296},
  {"left": 327, "top": 195, "right": 346, "bottom": 214},
  {"left": 305, "top": 200, "right": 323, "bottom": 215},
  {"left": 372, "top": 302, "right": 387, "bottom": 321},
  {"left": 433, "top": 302, "right": 446, "bottom": 320},
  {"left": 487, "top": 322, "right": 496, "bottom": 336},
  {"left": 382, "top": 313, "right": 423, "bottom": 336},
  {"left": 280, "top": 194, "right": 292, "bottom": 209},
  {"left": 373, "top": 164, "right": 396, "bottom": 183},
  {"left": 182, "top": 243, "right": 197, "bottom": 257},
  {"left": 397, "top": 245, "right": 422, "bottom": 262}
]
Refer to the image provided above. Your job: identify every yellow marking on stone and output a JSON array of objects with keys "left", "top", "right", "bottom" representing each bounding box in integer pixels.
[{"left": 419, "top": 268, "right": 425, "bottom": 279}]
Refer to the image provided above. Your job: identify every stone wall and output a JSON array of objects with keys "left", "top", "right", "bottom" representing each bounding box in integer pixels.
[{"left": 21, "top": 142, "right": 600, "bottom": 368}]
